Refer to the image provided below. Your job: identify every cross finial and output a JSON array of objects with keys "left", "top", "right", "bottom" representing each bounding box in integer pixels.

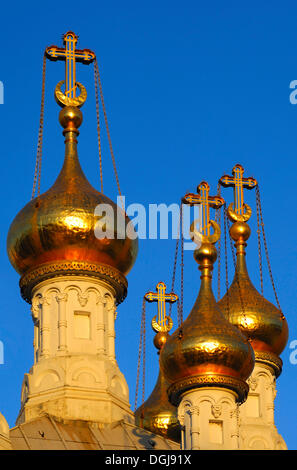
[
  {"left": 45, "top": 31, "right": 96, "bottom": 108},
  {"left": 219, "top": 164, "right": 257, "bottom": 222},
  {"left": 144, "top": 282, "right": 178, "bottom": 334},
  {"left": 182, "top": 181, "right": 224, "bottom": 244}
]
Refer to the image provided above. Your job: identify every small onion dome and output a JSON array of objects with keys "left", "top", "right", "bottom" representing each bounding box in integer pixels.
[
  {"left": 160, "top": 242, "right": 255, "bottom": 406},
  {"left": 7, "top": 107, "right": 138, "bottom": 303},
  {"left": 218, "top": 222, "right": 288, "bottom": 376},
  {"left": 135, "top": 369, "right": 181, "bottom": 443}
]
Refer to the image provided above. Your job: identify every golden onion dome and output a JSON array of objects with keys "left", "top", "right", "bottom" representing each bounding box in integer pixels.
[
  {"left": 160, "top": 242, "right": 255, "bottom": 406},
  {"left": 135, "top": 369, "right": 180, "bottom": 443},
  {"left": 217, "top": 221, "right": 288, "bottom": 372},
  {"left": 7, "top": 106, "right": 138, "bottom": 303}
]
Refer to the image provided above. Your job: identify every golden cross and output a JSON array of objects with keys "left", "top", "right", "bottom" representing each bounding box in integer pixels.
[
  {"left": 46, "top": 31, "right": 95, "bottom": 100},
  {"left": 183, "top": 181, "right": 224, "bottom": 237},
  {"left": 144, "top": 282, "right": 178, "bottom": 333},
  {"left": 219, "top": 164, "right": 257, "bottom": 218}
]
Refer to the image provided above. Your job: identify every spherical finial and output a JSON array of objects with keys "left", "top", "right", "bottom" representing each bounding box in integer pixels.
[
  {"left": 59, "top": 106, "right": 83, "bottom": 129},
  {"left": 153, "top": 332, "right": 168, "bottom": 351},
  {"left": 194, "top": 242, "right": 217, "bottom": 266},
  {"left": 229, "top": 221, "right": 251, "bottom": 242}
]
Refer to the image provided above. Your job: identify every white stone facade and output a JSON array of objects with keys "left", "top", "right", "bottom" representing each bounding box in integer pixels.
[
  {"left": 178, "top": 388, "right": 240, "bottom": 450},
  {"left": 17, "top": 276, "right": 133, "bottom": 425},
  {"left": 238, "top": 362, "right": 287, "bottom": 450}
]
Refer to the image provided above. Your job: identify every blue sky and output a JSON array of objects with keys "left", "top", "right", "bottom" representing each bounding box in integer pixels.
[{"left": 0, "top": 0, "right": 296, "bottom": 449}]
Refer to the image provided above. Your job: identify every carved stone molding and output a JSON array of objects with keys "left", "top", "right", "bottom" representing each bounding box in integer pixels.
[
  {"left": 20, "top": 260, "right": 128, "bottom": 305},
  {"left": 254, "top": 351, "right": 282, "bottom": 378},
  {"left": 168, "top": 374, "right": 249, "bottom": 406}
]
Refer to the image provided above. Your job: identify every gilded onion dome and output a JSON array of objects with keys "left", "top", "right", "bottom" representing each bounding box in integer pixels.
[
  {"left": 135, "top": 331, "right": 180, "bottom": 443},
  {"left": 217, "top": 221, "right": 288, "bottom": 375},
  {"left": 160, "top": 242, "right": 255, "bottom": 406},
  {"left": 7, "top": 106, "right": 138, "bottom": 303}
]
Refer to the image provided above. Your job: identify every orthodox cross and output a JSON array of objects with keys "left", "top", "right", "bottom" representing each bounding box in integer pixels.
[
  {"left": 144, "top": 282, "right": 178, "bottom": 333},
  {"left": 45, "top": 31, "right": 95, "bottom": 104},
  {"left": 183, "top": 181, "right": 224, "bottom": 240},
  {"left": 219, "top": 164, "right": 257, "bottom": 222}
]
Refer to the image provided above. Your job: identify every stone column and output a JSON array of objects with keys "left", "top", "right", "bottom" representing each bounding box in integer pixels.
[
  {"left": 56, "top": 292, "right": 68, "bottom": 352},
  {"left": 107, "top": 300, "right": 116, "bottom": 362},
  {"left": 96, "top": 294, "right": 105, "bottom": 355},
  {"left": 189, "top": 406, "right": 200, "bottom": 450},
  {"left": 40, "top": 296, "right": 50, "bottom": 358},
  {"left": 31, "top": 301, "right": 39, "bottom": 364}
]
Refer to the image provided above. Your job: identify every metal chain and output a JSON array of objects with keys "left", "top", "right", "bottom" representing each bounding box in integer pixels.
[
  {"left": 179, "top": 202, "right": 184, "bottom": 326},
  {"left": 227, "top": 216, "right": 247, "bottom": 324},
  {"left": 223, "top": 205, "right": 230, "bottom": 320},
  {"left": 141, "top": 300, "right": 146, "bottom": 407},
  {"left": 256, "top": 187, "right": 264, "bottom": 295},
  {"left": 134, "top": 298, "right": 146, "bottom": 411},
  {"left": 168, "top": 203, "right": 182, "bottom": 317},
  {"left": 94, "top": 63, "right": 103, "bottom": 193},
  {"left": 215, "top": 183, "right": 222, "bottom": 300},
  {"left": 32, "top": 54, "right": 46, "bottom": 199},
  {"left": 94, "top": 59, "right": 124, "bottom": 208},
  {"left": 256, "top": 186, "right": 284, "bottom": 318}
]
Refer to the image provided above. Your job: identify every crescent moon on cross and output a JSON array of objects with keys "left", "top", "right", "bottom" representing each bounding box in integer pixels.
[
  {"left": 190, "top": 219, "right": 221, "bottom": 245},
  {"left": 151, "top": 315, "right": 173, "bottom": 333},
  {"left": 227, "top": 202, "right": 252, "bottom": 222},
  {"left": 54, "top": 80, "right": 87, "bottom": 108}
]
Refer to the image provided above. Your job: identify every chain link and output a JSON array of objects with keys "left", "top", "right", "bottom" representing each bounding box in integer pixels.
[
  {"left": 134, "top": 298, "right": 146, "bottom": 411},
  {"left": 256, "top": 186, "right": 284, "bottom": 319},
  {"left": 141, "top": 302, "right": 146, "bottom": 407},
  {"left": 168, "top": 203, "right": 182, "bottom": 317},
  {"left": 223, "top": 205, "right": 230, "bottom": 320},
  {"left": 215, "top": 183, "right": 222, "bottom": 300},
  {"left": 179, "top": 202, "right": 184, "bottom": 327},
  {"left": 94, "top": 59, "right": 124, "bottom": 209},
  {"left": 32, "top": 54, "right": 46, "bottom": 199},
  {"left": 94, "top": 63, "right": 103, "bottom": 193},
  {"left": 256, "top": 187, "right": 264, "bottom": 295},
  {"left": 226, "top": 215, "right": 247, "bottom": 325}
]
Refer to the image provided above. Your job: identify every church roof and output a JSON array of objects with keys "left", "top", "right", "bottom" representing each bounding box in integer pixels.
[{"left": 9, "top": 414, "right": 179, "bottom": 450}]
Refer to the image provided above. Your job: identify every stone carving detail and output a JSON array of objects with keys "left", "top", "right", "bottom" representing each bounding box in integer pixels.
[
  {"left": 189, "top": 405, "right": 200, "bottom": 416},
  {"left": 31, "top": 300, "right": 40, "bottom": 321},
  {"left": 211, "top": 404, "right": 222, "bottom": 418},
  {"left": 78, "top": 292, "right": 89, "bottom": 307},
  {"left": 248, "top": 376, "right": 258, "bottom": 391},
  {"left": 56, "top": 292, "right": 68, "bottom": 303},
  {"left": 177, "top": 412, "right": 185, "bottom": 426}
]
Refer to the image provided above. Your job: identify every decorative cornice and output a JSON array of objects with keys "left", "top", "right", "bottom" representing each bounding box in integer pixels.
[
  {"left": 168, "top": 374, "right": 249, "bottom": 406},
  {"left": 20, "top": 261, "right": 128, "bottom": 305},
  {"left": 254, "top": 351, "right": 283, "bottom": 378}
]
